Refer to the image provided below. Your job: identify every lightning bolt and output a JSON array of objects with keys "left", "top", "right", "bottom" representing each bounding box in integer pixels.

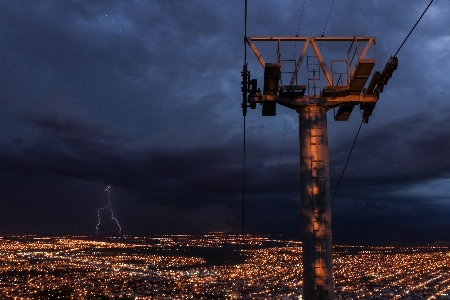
[{"left": 96, "top": 185, "right": 122, "bottom": 235}]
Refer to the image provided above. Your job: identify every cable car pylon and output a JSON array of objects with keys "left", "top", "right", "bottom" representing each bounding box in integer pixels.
[{"left": 242, "top": 35, "right": 397, "bottom": 300}]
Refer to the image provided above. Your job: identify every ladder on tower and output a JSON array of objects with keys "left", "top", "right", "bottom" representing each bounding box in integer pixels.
[
  {"left": 307, "top": 55, "right": 321, "bottom": 99},
  {"left": 307, "top": 54, "right": 329, "bottom": 299},
  {"left": 309, "top": 119, "right": 328, "bottom": 299}
]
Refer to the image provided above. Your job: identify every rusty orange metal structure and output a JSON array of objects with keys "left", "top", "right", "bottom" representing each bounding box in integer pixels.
[{"left": 242, "top": 35, "right": 397, "bottom": 300}]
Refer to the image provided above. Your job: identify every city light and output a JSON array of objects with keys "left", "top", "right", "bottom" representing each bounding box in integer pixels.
[{"left": 0, "top": 235, "right": 449, "bottom": 299}]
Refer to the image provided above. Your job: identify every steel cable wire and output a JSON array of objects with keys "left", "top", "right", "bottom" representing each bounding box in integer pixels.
[
  {"left": 394, "top": 0, "right": 434, "bottom": 57},
  {"left": 331, "top": 119, "right": 364, "bottom": 205}
]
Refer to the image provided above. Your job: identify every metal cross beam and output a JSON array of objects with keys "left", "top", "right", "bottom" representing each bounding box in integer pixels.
[
  {"left": 246, "top": 36, "right": 380, "bottom": 121},
  {"left": 246, "top": 36, "right": 375, "bottom": 88}
]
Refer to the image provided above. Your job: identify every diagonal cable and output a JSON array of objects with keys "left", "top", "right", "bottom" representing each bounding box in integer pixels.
[
  {"left": 394, "top": 0, "right": 434, "bottom": 57},
  {"left": 331, "top": 119, "right": 363, "bottom": 205},
  {"left": 321, "top": 0, "right": 335, "bottom": 36}
]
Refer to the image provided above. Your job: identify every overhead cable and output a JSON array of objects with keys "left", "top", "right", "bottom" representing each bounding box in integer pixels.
[
  {"left": 321, "top": 0, "right": 335, "bottom": 36},
  {"left": 331, "top": 119, "right": 364, "bottom": 205},
  {"left": 244, "top": 0, "right": 248, "bottom": 64},
  {"left": 242, "top": 0, "right": 248, "bottom": 240},
  {"left": 394, "top": 0, "right": 434, "bottom": 57},
  {"left": 295, "top": 0, "right": 306, "bottom": 36}
]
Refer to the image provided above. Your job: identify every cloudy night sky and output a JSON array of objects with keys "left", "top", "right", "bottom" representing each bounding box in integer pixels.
[{"left": 0, "top": 0, "right": 449, "bottom": 245}]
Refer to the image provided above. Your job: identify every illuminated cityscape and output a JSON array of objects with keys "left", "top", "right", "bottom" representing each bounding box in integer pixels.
[{"left": 0, "top": 234, "right": 450, "bottom": 299}]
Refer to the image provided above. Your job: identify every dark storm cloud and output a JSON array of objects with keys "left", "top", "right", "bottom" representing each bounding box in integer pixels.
[
  {"left": 1, "top": 112, "right": 126, "bottom": 179},
  {"left": 1, "top": 107, "right": 293, "bottom": 209},
  {"left": 331, "top": 108, "right": 450, "bottom": 189},
  {"left": 1, "top": 99, "right": 247, "bottom": 208},
  {"left": 0, "top": 0, "right": 449, "bottom": 243},
  {"left": 329, "top": 107, "right": 450, "bottom": 244}
]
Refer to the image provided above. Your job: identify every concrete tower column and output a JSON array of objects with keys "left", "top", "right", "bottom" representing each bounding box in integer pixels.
[{"left": 298, "top": 105, "right": 333, "bottom": 300}]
